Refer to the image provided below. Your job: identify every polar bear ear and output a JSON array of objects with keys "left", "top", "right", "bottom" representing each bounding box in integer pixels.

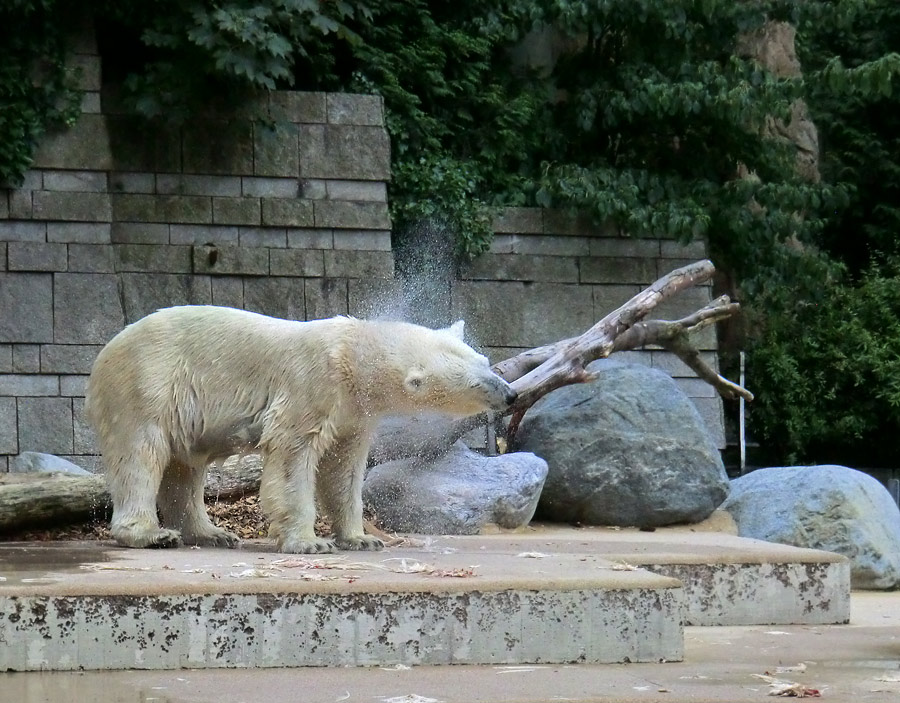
[{"left": 447, "top": 320, "right": 465, "bottom": 340}]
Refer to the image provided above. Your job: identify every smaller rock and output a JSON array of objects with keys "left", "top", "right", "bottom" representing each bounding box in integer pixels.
[
  {"left": 722, "top": 465, "right": 900, "bottom": 589},
  {"left": 363, "top": 441, "right": 548, "bottom": 535},
  {"left": 10, "top": 452, "right": 93, "bottom": 475}
]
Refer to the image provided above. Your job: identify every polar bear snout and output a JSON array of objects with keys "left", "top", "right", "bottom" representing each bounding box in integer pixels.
[
  {"left": 480, "top": 374, "right": 517, "bottom": 410},
  {"left": 504, "top": 387, "right": 518, "bottom": 406}
]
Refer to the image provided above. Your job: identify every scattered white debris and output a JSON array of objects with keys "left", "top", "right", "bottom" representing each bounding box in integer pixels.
[
  {"left": 273, "top": 556, "right": 375, "bottom": 571},
  {"left": 875, "top": 673, "right": 900, "bottom": 682},
  {"left": 229, "top": 568, "right": 277, "bottom": 579},
  {"left": 379, "top": 696, "right": 441, "bottom": 703},
  {"left": 495, "top": 666, "right": 541, "bottom": 674},
  {"left": 764, "top": 631, "right": 792, "bottom": 636},
  {"left": 334, "top": 692, "right": 350, "bottom": 701},
  {"left": 380, "top": 663, "right": 411, "bottom": 671},
  {"left": 80, "top": 564, "right": 152, "bottom": 572},
  {"left": 753, "top": 674, "right": 820, "bottom": 698},
  {"left": 381, "top": 558, "right": 478, "bottom": 577},
  {"left": 515, "top": 551, "right": 550, "bottom": 559},
  {"left": 383, "top": 559, "right": 435, "bottom": 574},
  {"left": 609, "top": 561, "right": 640, "bottom": 571},
  {"left": 0, "top": 576, "right": 6, "bottom": 581}
]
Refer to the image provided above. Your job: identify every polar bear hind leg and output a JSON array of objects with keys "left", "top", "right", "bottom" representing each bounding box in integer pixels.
[
  {"left": 157, "top": 460, "right": 240, "bottom": 548},
  {"left": 105, "top": 425, "right": 182, "bottom": 549}
]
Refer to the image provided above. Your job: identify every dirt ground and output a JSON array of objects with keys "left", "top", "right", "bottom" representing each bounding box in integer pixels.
[{"left": 0, "top": 493, "right": 379, "bottom": 543}]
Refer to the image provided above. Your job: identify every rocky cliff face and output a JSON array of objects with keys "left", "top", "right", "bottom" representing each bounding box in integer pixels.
[{"left": 737, "top": 21, "right": 821, "bottom": 182}]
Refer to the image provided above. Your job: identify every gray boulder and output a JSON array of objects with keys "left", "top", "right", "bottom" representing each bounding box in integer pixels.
[
  {"left": 363, "top": 441, "right": 548, "bottom": 535},
  {"left": 722, "top": 465, "right": 900, "bottom": 589},
  {"left": 515, "top": 359, "right": 728, "bottom": 528},
  {"left": 10, "top": 452, "right": 92, "bottom": 475}
]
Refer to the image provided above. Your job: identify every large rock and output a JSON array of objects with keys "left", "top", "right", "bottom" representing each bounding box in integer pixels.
[
  {"left": 722, "top": 465, "right": 900, "bottom": 589},
  {"left": 516, "top": 359, "right": 728, "bottom": 528},
  {"left": 363, "top": 441, "right": 548, "bottom": 535},
  {"left": 10, "top": 451, "right": 92, "bottom": 475}
]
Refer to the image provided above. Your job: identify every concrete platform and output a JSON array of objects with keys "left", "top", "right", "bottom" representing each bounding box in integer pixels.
[
  {"left": 5, "top": 591, "right": 894, "bottom": 703},
  {"left": 0, "top": 525, "right": 850, "bottom": 671}
]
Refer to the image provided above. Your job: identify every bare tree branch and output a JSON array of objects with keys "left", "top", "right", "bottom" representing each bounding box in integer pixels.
[{"left": 373, "top": 259, "right": 752, "bottom": 461}]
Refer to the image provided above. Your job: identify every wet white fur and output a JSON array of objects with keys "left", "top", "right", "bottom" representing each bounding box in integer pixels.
[{"left": 85, "top": 305, "right": 512, "bottom": 553}]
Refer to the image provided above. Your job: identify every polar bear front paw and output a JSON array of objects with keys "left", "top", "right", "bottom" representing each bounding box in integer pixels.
[
  {"left": 113, "top": 526, "right": 183, "bottom": 549},
  {"left": 335, "top": 535, "right": 384, "bottom": 551},
  {"left": 182, "top": 527, "right": 240, "bottom": 549},
  {"left": 279, "top": 537, "right": 337, "bottom": 554}
]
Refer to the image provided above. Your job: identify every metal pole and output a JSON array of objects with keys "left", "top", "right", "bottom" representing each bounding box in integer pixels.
[{"left": 739, "top": 351, "right": 746, "bottom": 475}]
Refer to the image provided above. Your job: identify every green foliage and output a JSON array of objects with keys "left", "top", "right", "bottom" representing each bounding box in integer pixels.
[
  {"left": 98, "top": 0, "right": 367, "bottom": 120},
  {"left": 340, "top": 0, "right": 543, "bottom": 256},
  {"left": 519, "top": 1, "right": 844, "bottom": 285},
  {"left": 747, "top": 259, "right": 900, "bottom": 467},
  {"left": 743, "top": 0, "right": 900, "bottom": 467},
  {"left": 0, "top": 0, "right": 81, "bottom": 185},
  {"left": 0, "top": 0, "right": 851, "bottom": 269},
  {"left": 796, "top": 0, "right": 900, "bottom": 274}
]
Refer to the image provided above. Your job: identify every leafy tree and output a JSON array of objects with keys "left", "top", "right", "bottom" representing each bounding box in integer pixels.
[
  {"left": 747, "top": 259, "right": 900, "bottom": 467},
  {"left": 743, "top": 0, "right": 900, "bottom": 467},
  {"left": 797, "top": 1, "right": 900, "bottom": 274}
]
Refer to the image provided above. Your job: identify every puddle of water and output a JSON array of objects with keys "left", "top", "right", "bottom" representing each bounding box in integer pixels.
[
  {"left": 0, "top": 543, "right": 111, "bottom": 586},
  {"left": 0, "top": 671, "right": 169, "bottom": 703}
]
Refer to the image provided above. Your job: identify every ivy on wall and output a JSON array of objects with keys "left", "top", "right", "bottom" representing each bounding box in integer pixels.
[{"left": 0, "top": 0, "right": 81, "bottom": 186}]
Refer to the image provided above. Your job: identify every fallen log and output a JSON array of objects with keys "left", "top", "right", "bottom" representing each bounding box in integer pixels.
[
  {"left": 0, "top": 455, "right": 264, "bottom": 533},
  {"left": 0, "top": 474, "right": 109, "bottom": 533}
]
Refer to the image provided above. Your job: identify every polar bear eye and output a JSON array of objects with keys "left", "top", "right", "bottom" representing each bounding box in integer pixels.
[{"left": 404, "top": 370, "right": 426, "bottom": 392}]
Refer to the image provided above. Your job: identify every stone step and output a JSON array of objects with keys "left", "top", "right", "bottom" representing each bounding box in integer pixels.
[
  {"left": 0, "top": 540, "right": 684, "bottom": 671},
  {"left": 464, "top": 526, "right": 851, "bottom": 626},
  {"left": 0, "top": 526, "right": 850, "bottom": 672}
]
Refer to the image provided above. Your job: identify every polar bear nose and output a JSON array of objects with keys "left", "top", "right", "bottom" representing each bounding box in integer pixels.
[{"left": 504, "top": 388, "right": 518, "bottom": 406}]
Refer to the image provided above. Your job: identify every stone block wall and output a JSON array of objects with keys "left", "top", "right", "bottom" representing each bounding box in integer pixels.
[
  {"left": 461, "top": 209, "right": 723, "bottom": 446},
  {"left": 1, "top": 81, "right": 396, "bottom": 471},
  {"left": 0, "top": 39, "right": 723, "bottom": 469}
]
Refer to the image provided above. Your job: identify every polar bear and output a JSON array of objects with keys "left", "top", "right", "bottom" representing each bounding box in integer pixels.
[{"left": 85, "top": 305, "right": 516, "bottom": 553}]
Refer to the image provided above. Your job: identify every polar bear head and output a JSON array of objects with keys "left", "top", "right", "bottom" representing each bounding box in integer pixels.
[{"left": 354, "top": 319, "right": 517, "bottom": 416}]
